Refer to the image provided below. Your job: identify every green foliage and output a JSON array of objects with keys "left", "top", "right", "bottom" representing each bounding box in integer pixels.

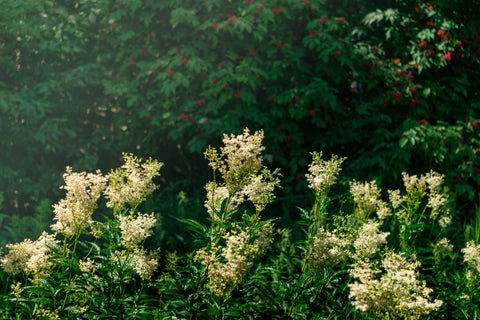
[{"left": 2, "top": 0, "right": 479, "bottom": 241}]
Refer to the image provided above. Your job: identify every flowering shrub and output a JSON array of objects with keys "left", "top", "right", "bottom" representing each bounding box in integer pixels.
[{"left": 1, "top": 128, "right": 478, "bottom": 318}]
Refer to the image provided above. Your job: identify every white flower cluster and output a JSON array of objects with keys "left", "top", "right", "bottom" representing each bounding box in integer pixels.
[
  {"left": 462, "top": 240, "right": 480, "bottom": 285},
  {"left": 0, "top": 231, "right": 59, "bottom": 277},
  {"left": 51, "top": 167, "right": 107, "bottom": 237},
  {"left": 350, "top": 180, "right": 391, "bottom": 221},
  {"left": 118, "top": 212, "right": 157, "bottom": 250},
  {"left": 349, "top": 251, "right": 443, "bottom": 319},
  {"left": 204, "top": 129, "right": 280, "bottom": 220},
  {"left": 353, "top": 220, "right": 389, "bottom": 260},
  {"left": 309, "top": 227, "right": 350, "bottom": 268},
  {"left": 305, "top": 151, "right": 345, "bottom": 197},
  {"left": 195, "top": 222, "right": 274, "bottom": 297},
  {"left": 104, "top": 153, "right": 163, "bottom": 211}
]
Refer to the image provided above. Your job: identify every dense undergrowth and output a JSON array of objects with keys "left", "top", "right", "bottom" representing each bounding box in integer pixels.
[{"left": 1, "top": 129, "right": 479, "bottom": 319}]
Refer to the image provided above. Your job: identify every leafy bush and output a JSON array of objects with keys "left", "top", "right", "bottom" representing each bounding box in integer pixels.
[{"left": 2, "top": 0, "right": 480, "bottom": 241}]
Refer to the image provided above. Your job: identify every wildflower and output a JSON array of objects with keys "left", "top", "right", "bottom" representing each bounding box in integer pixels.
[
  {"left": 349, "top": 251, "right": 443, "bottom": 318},
  {"left": 79, "top": 258, "right": 99, "bottom": 274},
  {"left": 104, "top": 153, "right": 163, "bottom": 212},
  {"left": 218, "top": 128, "right": 265, "bottom": 193},
  {"left": 305, "top": 151, "right": 345, "bottom": 197},
  {"left": 309, "top": 227, "right": 350, "bottom": 268},
  {"left": 350, "top": 180, "right": 381, "bottom": 221},
  {"left": 434, "top": 237, "right": 453, "bottom": 259},
  {"left": 195, "top": 222, "right": 274, "bottom": 297},
  {"left": 10, "top": 282, "right": 23, "bottom": 299},
  {"left": 118, "top": 212, "right": 157, "bottom": 250},
  {"left": 132, "top": 249, "right": 159, "bottom": 280},
  {"left": 462, "top": 240, "right": 480, "bottom": 284},
  {"left": 204, "top": 182, "right": 242, "bottom": 221},
  {"left": 402, "top": 172, "right": 427, "bottom": 213},
  {"left": 438, "top": 214, "right": 452, "bottom": 228},
  {"left": 1, "top": 231, "right": 59, "bottom": 277},
  {"left": 353, "top": 221, "right": 389, "bottom": 260},
  {"left": 51, "top": 167, "right": 107, "bottom": 237},
  {"left": 242, "top": 169, "right": 279, "bottom": 213}
]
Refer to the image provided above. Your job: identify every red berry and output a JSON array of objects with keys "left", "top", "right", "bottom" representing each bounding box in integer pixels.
[
  {"left": 181, "top": 113, "right": 189, "bottom": 122},
  {"left": 140, "top": 49, "right": 148, "bottom": 56},
  {"left": 394, "top": 58, "right": 400, "bottom": 65},
  {"left": 419, "top": 41, "right": 428, "bottom": 48},
  {"left": 409, "top": 99, "right": 416, "bottom": 108},
  {"left": 182, "top": 58, "right": 188, "bottom": 65},
  {"left": 284, "top": 134, "right": 291, "bottom": 143},
  {"left": 337, "top": 17, "right": 346, "bottom": 24},
  {"left": 420, "top": 119, "right": 428, "bottom": 125},
  {"left": 308, "top": 110, "right": 315, "bottom": 116},
  {"left": 442, "top": 51, "right": 452, "bottom": 62},
  {"left": 334, "top": 51, "right": 341, "bottom": 57},
  {"left": 167, "top": 70, "right": 175, "bottom": 77},
  {"left": 130, "top": 59, "right": 137, "bottom": 67},
  {"left": 304, "top": 0, "right": 309, "bottom": 6},
  {"left": 234, "top": 90, "right": 242, "bottom": 99},
  {"left": 273, "top": 8, "right": 281, "bottom": 15},
  {"left": 213, "top": 22, "right": 220, "bottom": 30},
  {"left": 228, "top": 16, "right": 236, "bottom": 25},
  {"left": 246, "top": 0, "right": 253, "bottom": 4},
  {"left": 258, "top": 4, "right": 263, "bottom": 9},
  {"left": 472, "top": 120, "right": 479, "bottom": 130},
  {"left": 474, "top": 167, "right": 480, "bottom": 176},
  {"left": 391, "top": 92, "right": 402, "bottom": 101},
  {"left": 198, "top": 99, "right": 206, "bottom": 106}
]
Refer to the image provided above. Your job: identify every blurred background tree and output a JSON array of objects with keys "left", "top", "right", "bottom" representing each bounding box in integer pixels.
[{"left": 1, "top": 0, "right": 479, "bottom": 244}]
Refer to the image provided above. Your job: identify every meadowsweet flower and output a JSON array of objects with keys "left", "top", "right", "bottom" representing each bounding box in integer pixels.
[
  {"left": 10, "top": 282, "right": 23, "bottom": 299},
  {"left": 203, "top": 129, "right": 280, "bottom": 220},
  {"left": 132, "top": 249, "right": 159, "bottom": 280},
  {"left": 388, "top": 189, "right": 404, "bottom": 209},
  {"left": 350, "top": 180, "right": 382, "bottom": 221},
  {"left": 462, "top": 240, "right": 480, "bottom": 284},
  {"left": 438, "top": 214, "right": 452, "bottom": 229},
  {"left": 195, "top": 222, "right": 274, "bottom": 297},
  {"left": 79, "top": 258, "right": 99, "bottom": 274},
  {"left": 353, "top": 221, "right": 389, "bottom": 260},
  {"left": 424, "top": 170, "right": 444, "bottom": 193},
  {"left": 104, "top": 153, "right": 163, "bottom": 212},
  {"left": 51, "top": 167, "right": 107, "bottom": 237},
  {"left": 349, "top": 251, "right": 443, "bottom": 318},
  {"left": 218, "top": 128, "right": 265, "bottom": 193},
  {"left": 0, "top": 231, "right": 59, "bottom": 277},
  {"left": 242, "top": 169, "right": 279, "bottom": 213},
  {"left": 204, "top": 182, "right": 243, "bottom": 221},
  {"left": 427, "top": 193, "right": 447, "bottom": 218},
  {"left": 305, "top": 151, "right": 345, "bottom": 196},
  {"left": 118, "top": 212, "right": 157, "bottom": 250},
  {"left": 402, "top": 172, "right": 427, "bottom": 212},
  {"left": 434, "top": 237, "right": 453, "bottom": 259},
  {"left": 309, "top": 227, "right": 350, "bottom": 268}
]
